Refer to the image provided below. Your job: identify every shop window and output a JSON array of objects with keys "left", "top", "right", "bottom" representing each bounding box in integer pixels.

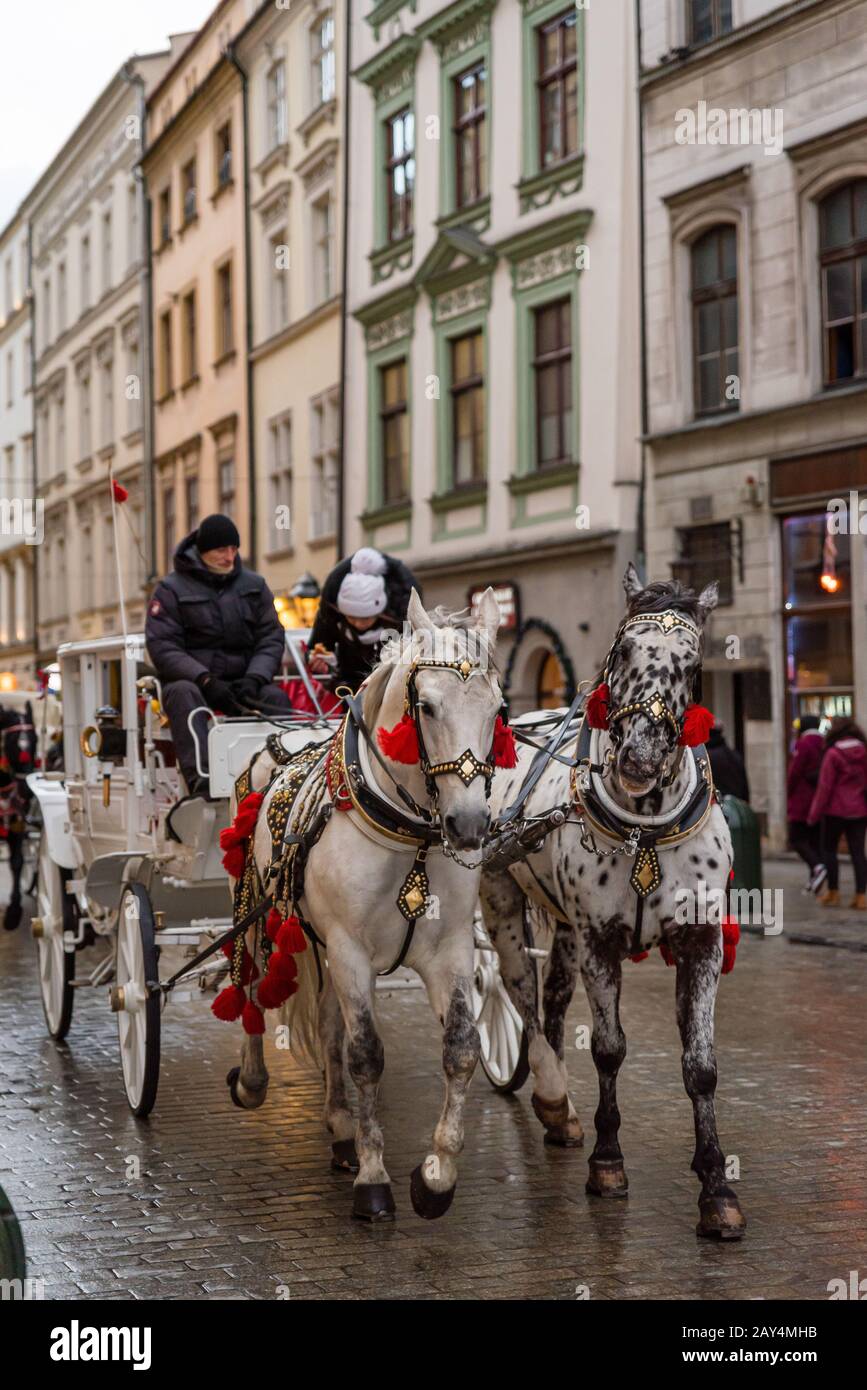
[{"left": 782, "top": 511, "right": 854, "bottom": 732}]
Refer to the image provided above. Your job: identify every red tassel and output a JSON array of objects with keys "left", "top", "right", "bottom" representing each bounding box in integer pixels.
[
  {"left": 241, "top": 1000, "right": 266, "bottom": 1035},
  {"left": 659, "top": 942, "right": 676, "bottom": 968},
  {"left": 265, "top": 907, "right": 282, "bottom": 942},
  {"left": 630, "top": 950, "right": 649, "bottom": 963},
  {"left": 233, "top": 791, "right": 264, "bottom": 839},
  {"left": 492, "top": 716, "right": 518, "bottom": 768},
  {"left": 586, "top": 683, "right": 610, "bottom": 730},
  {"left": 258, "top": 974, "right": 294, "bottom": 1010},
  {"left": 18, "top": 749, "right": 31, "bottom": 763},
  {"left": 239, "top": 952, "right": 258, "bottom": 986},
  {"left": 268, "top": 950, "right": 298, "bottom": 983},
  {"left": 377, "top": 713, "right": 420, "bottom": 763},
  {"left": 721, "top": 916, "right": 740, "bottom": 974},
  {"left": 221, "top": 843, "right": 246, "bottom": 878},
  {"left": 276, "top": 915, "right": 307, "bottom": 954},
  {"left": 212, "top": 984, "right": 245, "bottom": 1022},
  {"left": 679, "top": 704, "right": 715, "bottom": 747},
  {"left": 111, "top": 479, "right": 129, "bottom": 503}
]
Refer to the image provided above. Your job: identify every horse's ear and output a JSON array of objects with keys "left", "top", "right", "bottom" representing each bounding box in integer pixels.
[
  {"left": 697, "top": 582, "right": 719, "bottom": 622},
  {"left": 474, "top": 586, "right": 501, "bottom": 650},
  {"left": 407, "top": 588, "right": 435, "bottom": 636},
  {"left": 623, "top": 562, "right": 644, "bottom": 602}
]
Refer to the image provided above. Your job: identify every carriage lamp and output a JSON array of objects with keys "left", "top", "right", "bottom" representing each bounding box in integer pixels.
[
  {"left": 80, "top": 705, "right": 126, "bottom": 763},
  {"left": 0, "top": 671, "right": 17, "bottom": 693},
  {"left": 290, "top": 572, "right": 321, "bottom": 628}
]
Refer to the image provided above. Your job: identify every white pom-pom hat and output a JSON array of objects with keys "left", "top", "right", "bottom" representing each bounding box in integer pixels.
[{"left": 336, "top": 548, "right": 388, "bottom": 618}]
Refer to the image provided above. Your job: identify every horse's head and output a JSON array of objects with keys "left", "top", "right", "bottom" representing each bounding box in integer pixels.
[
  {"left": 0, "top": 703, "right": 36, "bottom": 779},
  {"left": 603, "top": 563, "right": 717, "bottom": 798},
  {"left": 369, "top": 588, "right": 504, "bottom": 851}
]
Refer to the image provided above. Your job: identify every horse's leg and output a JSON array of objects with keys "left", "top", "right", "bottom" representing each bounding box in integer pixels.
[
  {"left": 3, "top": 832, "right": 23, "bottom": 932},
  {"left": 480, "top": 870, "right": 581, "bottom": 1144},
  {"left": 226, "top": 924, "right": 269, "bottom": 1109},
  {"left": 580, "top": 945, "right": 629, "bottom": 1197},
  {"left": 539, "top": 921, "right": 583, "bottom": 1145},
  {"left": 318, "top": 973, "right": 357, "bottom": 1172},
  {"left": 328, "top": 934, "right": 394, "bottom": 1222},
  {"left": 411, "top": 951, "right": 479, "bottom": 1220},
  {"left": 673, "top": 934, "right": 746, "bottom": 1239}
]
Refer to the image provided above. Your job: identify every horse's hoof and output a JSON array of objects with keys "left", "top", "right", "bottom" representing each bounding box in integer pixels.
[
  {"left": 409, "top": 1164, "right": 455, "bottom": 1220},
  {"left": 331, "top": 1138, "right": 360, "bottom": 1173},
  {"left": 352, "top": 1183, "right": 396, "bottom": 1222},
  {"left": 533, "top": 1092, "right": 584, "bottom": 1147},
  {"left": 586, "top": 1158, "right": 629, "bottom": 1198},
  {"left": 225, "top": 1066, "right": 267, "bottom": 1110},
  {"left": 2, "top": 899, "right": 22, "bottom": 932},
  {"left": 697, "top": 1195, "right": 746, "bottom": 1240}
]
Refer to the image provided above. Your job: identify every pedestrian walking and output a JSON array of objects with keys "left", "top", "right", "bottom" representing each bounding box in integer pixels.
[
  {"left": 307, "top": 546, "right": 421, "bottom": 693},
  {"left": 707, "top": 721, "right": 750, "bottom": 801},
  {"left": 808, "top": 716, "right": 867, "bottom": 909},
  {"left": 787, "top": 715, "right": 827, "bottom": 894}
]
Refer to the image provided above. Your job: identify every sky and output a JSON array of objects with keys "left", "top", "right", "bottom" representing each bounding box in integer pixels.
[{"left": 0, "top": 0, "right": 215, "bottom": 228}]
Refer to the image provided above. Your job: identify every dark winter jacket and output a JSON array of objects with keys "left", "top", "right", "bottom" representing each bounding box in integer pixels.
[
  {"left": 707, "top": 728, "right": 750, "bottom": 802},
  {"left": 307, "top": 553, "right": 421, "bottom": 692},
  {"left": 808, "top": 738, "right": 867, "bottom": 823},
  {"left": 145, "top": 531, "right": 285, "bottom": 686},
  {"left": 786, "top": 730, "right": 824, "bottom": 822}
]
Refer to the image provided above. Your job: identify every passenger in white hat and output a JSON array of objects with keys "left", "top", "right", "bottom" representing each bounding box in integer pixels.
[{"left": 308, "top": 547, "right": 421, "bottom": 692}]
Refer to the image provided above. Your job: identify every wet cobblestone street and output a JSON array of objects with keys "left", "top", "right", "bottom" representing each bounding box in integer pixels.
[{"left": 1, "top": 860, "right": 866, "bottom": 1301}]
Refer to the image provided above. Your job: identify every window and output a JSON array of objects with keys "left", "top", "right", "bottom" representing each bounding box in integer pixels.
[
  {"left": 159, "top": 309, "right": 173, "bottom": 398},
  {"left": 162, "top": 484, "right": 176, "bottom": 567},
  {"left": 80, "top": 524, "right": 93, "bottom": 610},
  {"left": 538, "top": 10, "right": 578, "bottom": 168},
  {"left": 100, "top": 356, "right": 113, "bottom": 448},
  {"left": 687, "top": 0, "right": 733, "bottom": 47},
  {"left": 126, "top": 335, "right": 142, "bottom": 434},
  {"left": 217, "top": 262, "right": 234, "bottom": 357},
  {"left": 182, "top": 158, "right": 197, "bottom": 223},
  {"left": 185, "top": 474, "right": 199, "bottom": 531},
  {"left": 41, "top": 277, "right": 50, "bottom": 348},
  {"left": 533, "top": 298, "right": 572, "bottom": 468},
  {"left": 55, "top": 537, "right": 67, "bottom": 621},
  {"left": 379, "top": 360, "right": 409, "bottom": 503},
  {"left": 102, "top": 210, "right": 112, "bottom": 294},
  {"left": 314, "top": 196, "right": 334, "bottom": 303},
  {"left": 454, "top": 63, "right": 487, "bottom": 208},
  {"left": 311, "top": 389, "right": 339, "bottom": 537},
  {"left": 216, "top": 122, "right": 232, "bottom": 187},
  {"left": 182, "top": 289, "right": 197, "bottom": 381},
  {"left": 128, "top": 182, "right": 139, "bottom": 265},
  {"left": 674, "top": 523, "right": 734, "bottom": 605},
  {"left": 451, "top": 330, "right": 485, "bottom": 485},
  {"left": 57, "top": 262, "right": 67, "bottom": 334},
  {"left": 78, "top": 369, "right": 91, "bottom": 459},
  {"left": 81, "top": 235, "right": 91, "bottom": 310},
  {"left": 268, "top": 414, "right": 292, "bottom": 545},
  {"left": 691, "top": 225, "right": 738, "bottom": 416},
  {"left": 158, "top": 188, "right": 171, "bottom": 246},
  {"left": 385, "top": 108, "right": 415, "bottom": 243},
  {"left": 311, "top": 14, "right": 336, "bottom": 107},
  {"left": 819, "top": 181, "right": 867, "bottom": 386},
  {"left": 218, "top": 443, "right": 235, "bottom": 513},
  {"left": 5, "top": 352, "right": 12, "bottom": 407},
  {"left": 268, "top": 61, "right": 287, "bottom": 149},
  {"left": 3, "top": 257, "right": 11, "bottom": 317},
  {"left": 269, "top": 231, "right": 289, "bottom": 334},
  {"left": 55, "top": 395, "right": 66, "bottom": 473},
  {"left": 782, "top": 512, "right": 853, "bottom": 730}
]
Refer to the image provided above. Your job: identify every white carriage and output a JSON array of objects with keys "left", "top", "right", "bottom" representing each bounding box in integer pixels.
[{"left": 27, "top": 630, "right": 338, "bottom": 1117}]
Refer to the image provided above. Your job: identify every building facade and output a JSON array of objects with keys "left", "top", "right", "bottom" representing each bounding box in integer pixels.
[
  {"left": 0, "top": 212, "right": 35, "bottom": 686},
  {"left": 343, "top": 0, "right": 642, "bottom": 711},
  {"left": 29, "top": 50, "right": 179, "bottom": 666},
  {"left": 236, "top": 0, "right": 342, "bottom": 608},
  {"left": 640, "top": 0, "right": 867, "bottom": 844}
]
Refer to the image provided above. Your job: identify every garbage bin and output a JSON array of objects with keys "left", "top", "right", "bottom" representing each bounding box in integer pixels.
[
  {"left": 721, "top": 794, "right": 762, "bottom": 894},
  {"left": 0, "top": 1182, "right": 25, "bottom": 1284}
]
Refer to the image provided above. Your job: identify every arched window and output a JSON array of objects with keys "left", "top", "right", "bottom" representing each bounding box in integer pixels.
[
  {"left": 819, "top": 180, "right": 867, "bottom": 386},
  {"left": 691, "top": 225, "right": 738, "bottom": 417}
]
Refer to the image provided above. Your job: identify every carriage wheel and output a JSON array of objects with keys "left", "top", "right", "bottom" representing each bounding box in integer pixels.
[
  {"left": 472, "top": 915, "right": 531, "bottom": 1094},
  {"left": 33, "top": 832, "right": 75, "bottom": 1040},
  {"left": 113, "top": 885, "right": 161, "bottom": 1118}
]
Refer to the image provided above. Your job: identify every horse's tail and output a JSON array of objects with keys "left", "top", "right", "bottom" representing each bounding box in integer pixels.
[{"left": 280, "top": 937, "right": 324, "bottom": 1071}]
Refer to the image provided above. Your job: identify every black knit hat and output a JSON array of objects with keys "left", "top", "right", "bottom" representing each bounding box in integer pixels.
[{"left": 197, "top": 514, "right": 240, "bottom": 552}]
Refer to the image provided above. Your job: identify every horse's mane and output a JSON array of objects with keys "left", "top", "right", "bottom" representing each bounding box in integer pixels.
[
  {"left": 625, "top": 579, "right": 702, "bottom": 624},
  {"left": 361, "top": 608, "right": 498, "bottom": 726}
]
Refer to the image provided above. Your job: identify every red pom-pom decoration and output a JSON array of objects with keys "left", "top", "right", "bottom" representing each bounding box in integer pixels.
[
  {"left": 18, "top": 749, "right": 32, "bottom": 763},
  {"left": 585, "top": 683, "right": 610, "bottom": 730},
  {"left": 492, "top": 716, "right": 517, "bottom": 768},
  {"left": 268, "top": 950, "right": 298, "bottom": 984},
  {"left": 241, "top": 1000, "right": 266, "bottom": 1035},
  {"left": 377, "top": 713, "right": 420, "bottom": 764},
  {"left": 221, "top": 842, "right": 246, "bottom": 878},
  {"left": 265, "top": 907, "right": 282, "bottom": 942},
  {"left": 212, "top": 984, "right": 245, "bottom": 1022},
  {"left": 276, "top": 915, "right": 307, "bottom": 955},
  {"left": 721, "top": 916, "right": 739, "bottom": 974},
  {"left": 630, "top": 950, "right": 649, "bottom": 963},
  {"left": 679, "top": 704, "right": 715, "bottom": 747},
  {"left": 659, "top": 942, "right": 676, "bottom": 968},
  {"left": 258, "top": 974, "right": 294, "bottom": 1010}
]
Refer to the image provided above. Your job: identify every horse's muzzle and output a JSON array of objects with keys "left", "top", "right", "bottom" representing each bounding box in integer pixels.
[
  {"left": 617, "top": 747, "right": 660, "bottom": 796},
  {"left": 443, "top": 808, "right": 491, "bottom": 851}
]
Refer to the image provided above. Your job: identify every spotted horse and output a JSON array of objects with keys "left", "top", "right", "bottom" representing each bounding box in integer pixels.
[{"left": 480, "top": 565, "right": 746, "bottom": 1240}]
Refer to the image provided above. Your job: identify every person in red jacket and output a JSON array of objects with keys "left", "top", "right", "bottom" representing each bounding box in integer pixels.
[
  {"left": 787, "top": 715, "right": 827, "bottom": 893},
  {"left": 808, "top": 716, "right": 867, "bottom": 908}
]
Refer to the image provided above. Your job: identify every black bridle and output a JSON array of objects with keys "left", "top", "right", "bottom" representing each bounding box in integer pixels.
[
  {"left": 404, "top": 656, "right": 501, "bottom": 801},
  {"left": 603, "top": 610, "right": 704, "bottom": 756}
]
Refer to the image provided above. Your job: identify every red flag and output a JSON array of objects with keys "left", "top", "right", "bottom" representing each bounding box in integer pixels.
[{"left": 112, "top": 479, "right": 129, "bottom": 503}]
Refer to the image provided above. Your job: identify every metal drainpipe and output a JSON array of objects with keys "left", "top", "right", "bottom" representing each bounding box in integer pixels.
[
  {"left": 27, "top": 218, "right": 39, "bottom": 676},
  {"left": 634, "top": 0, "right": 649, "bottom": 579},
  {"left": 122, "top": 62, "right": 157, "bottom": 585},
  {"left": 336, "top": 0, "right": 352, "bottom": 560},
  {"left": 226, "top": 45, "right": 257, "bottom": 568}
]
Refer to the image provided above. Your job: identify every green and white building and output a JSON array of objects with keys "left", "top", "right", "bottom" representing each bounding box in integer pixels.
[{"left": 343, "top": 0, "right": 642, "bottom": 709}]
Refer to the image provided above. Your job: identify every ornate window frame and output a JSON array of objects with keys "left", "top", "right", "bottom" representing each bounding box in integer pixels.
[
  {"left": 356, "top": 37, "right": 421, "bottom": 287},
  {"left": 356, "top": 287, "right": 417, "bottom": 549},
  {"left": 518, "top": 0, "right": 586, "bottom": 215}
]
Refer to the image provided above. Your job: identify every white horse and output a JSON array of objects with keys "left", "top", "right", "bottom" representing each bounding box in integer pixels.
[
  {"left": 228, "top": 590, "right": 505, "bottom": 1222},
  {"left": 480, "top": 565, "right": 746, "bottom": 1240}
]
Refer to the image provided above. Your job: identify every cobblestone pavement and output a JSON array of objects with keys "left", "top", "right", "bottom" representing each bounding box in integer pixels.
[{"left": 1, "top": 859, "right": 865, "bottom": 1302}]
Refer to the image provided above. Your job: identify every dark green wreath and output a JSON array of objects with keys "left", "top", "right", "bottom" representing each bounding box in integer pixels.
[{"left": 502, "top": 617, "right": 578, "bottom": 708}]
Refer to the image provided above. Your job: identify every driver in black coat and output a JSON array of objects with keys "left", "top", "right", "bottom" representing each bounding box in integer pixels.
[{"left": 145, "top": 514, "right": 291, "bottom": 795}]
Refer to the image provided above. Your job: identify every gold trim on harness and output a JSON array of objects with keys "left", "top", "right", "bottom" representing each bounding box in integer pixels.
[{"left": 340, "top": 716, "right": 427, "bottom": 848}]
